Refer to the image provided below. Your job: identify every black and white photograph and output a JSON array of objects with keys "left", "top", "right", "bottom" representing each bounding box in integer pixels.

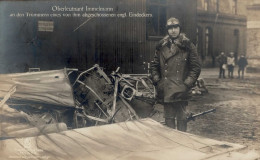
[{"left": 0, "top": 0, "right": 260, "bottom": 159}]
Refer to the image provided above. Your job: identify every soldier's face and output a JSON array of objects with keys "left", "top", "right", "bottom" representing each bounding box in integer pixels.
[{"left": 168, "top": 26, "right": 180, "bottom": 38}]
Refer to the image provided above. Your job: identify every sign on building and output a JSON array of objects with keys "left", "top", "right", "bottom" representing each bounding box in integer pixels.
[{"left": 38, "top": 21, "right": 54, "bottom": 32}]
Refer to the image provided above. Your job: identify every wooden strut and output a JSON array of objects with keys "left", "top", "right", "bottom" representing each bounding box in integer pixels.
[
  {"left": 76, "top": 80, "right": 105, "bottom": 104},
  {"left": 82, "top": 111, "right": 108, "bottom": 123},
  {"left": 112, "top": 78, "right": 119, "bottom": 116},
  {"left": 0, "top": 86, "right": 17, "bottom": 109},
  {"left": 119, "top": 95, "right": 139, "bottom": 120},
  {"left": 72, "top": 65, "right": 98, "bottom": 86}
]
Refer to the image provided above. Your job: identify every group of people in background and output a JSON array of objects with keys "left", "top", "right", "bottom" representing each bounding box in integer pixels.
[{"left": 217, "top": 52, "right": 248, "bottom": 79}]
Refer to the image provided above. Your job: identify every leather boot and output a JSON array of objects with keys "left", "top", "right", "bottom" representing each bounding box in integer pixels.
[
  {"left": 177, "top": 120, "right": 187, "bottom": 132},
  {"left": 165, "top": 118, "right": 176, "bottom": 129}
]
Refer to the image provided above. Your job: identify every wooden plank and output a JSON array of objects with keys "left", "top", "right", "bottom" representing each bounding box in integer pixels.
[{"left": 0, "top": 86, "right": 16, "bottom": 109}]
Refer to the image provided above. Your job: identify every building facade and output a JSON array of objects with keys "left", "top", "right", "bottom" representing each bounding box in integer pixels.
[
  {"left": 0, "top": 0, "right": 197, "bottom": 74},
  {"left": 246, "top": 0, "right": 260, "bottom": 71},
  {"left": 196, "top": 0, "right": 247, "bottom": 67}
]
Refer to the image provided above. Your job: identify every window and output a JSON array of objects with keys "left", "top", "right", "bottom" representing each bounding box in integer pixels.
[
  {"left": 234, "top": 29, "right": 239, "bottom": 36},
  {"left": 196, "top": 28, "right": 199, "bottom": 45},
  {"left": 196, "top": 26, "right": 203, "bottom": 59},
  {"left": 231, "top": 0, "right": 237, "bottom": 14},
  {"left": 205, "top": 27, "right": 212, "bottom": 56},
  {"left": 204, "top": 0, "right": 209, "bottom": 11},
  {"left": 146, "top": 0, "right": 167, "bottom": 37},
  {"left": 234, "top": 29, "right": 239, "bottom": 60},
  {"left": 216, "top": 0, "right": 219, "bottom": 12},
  {"left": 205, "top": 28, "right": 209, "bottom": 56}
]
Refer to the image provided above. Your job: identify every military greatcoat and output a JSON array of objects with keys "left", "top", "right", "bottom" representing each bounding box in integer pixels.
[{"left": 150, "top": 33, "right": 201, "bottom": 103}]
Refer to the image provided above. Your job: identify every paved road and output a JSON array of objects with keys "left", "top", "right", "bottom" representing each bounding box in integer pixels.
[
  {"left": 151, "top": 67, "right": 260, "bottom": 154},
  {"left": 189, "top": 68, "right": 260, "bottom": 154},
  {"left": 200, "top": 67, "right": 260, "bottom": 79}
]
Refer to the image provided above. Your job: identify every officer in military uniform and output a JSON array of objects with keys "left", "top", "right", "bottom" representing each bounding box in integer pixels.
[{"left": 150, "top": 17, "right": 201, "bottom": 131}]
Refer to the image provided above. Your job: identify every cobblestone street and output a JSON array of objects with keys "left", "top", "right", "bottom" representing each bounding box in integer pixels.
[
  {"left": 151, "top": 68, "right": 260, "bottom": 154},
  {"left": 189, "top": 68, "right": 260, "bottom": 154}
]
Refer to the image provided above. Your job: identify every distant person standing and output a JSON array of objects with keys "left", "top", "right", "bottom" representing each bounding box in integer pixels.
[
  {"left": 216, "top": 52, "right": 227, "bottom": 78},
  {"left": 227, "top": 52, "right": 235, "bottom": 79},
  {"left": 237, "top": 54, "right": 248, "bottom": 79}
]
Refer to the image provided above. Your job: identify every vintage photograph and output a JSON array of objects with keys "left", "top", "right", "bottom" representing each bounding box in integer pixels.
[{"left": 0, "top": 0, "right": 260, "bottom": 159}]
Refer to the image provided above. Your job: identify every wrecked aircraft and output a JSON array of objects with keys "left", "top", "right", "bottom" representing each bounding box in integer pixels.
[
  {"left": 0, "top": 64, "right": 156, "bottom": 129},
  {"left": 0, "top": 64, "right": 259, "bottom": 160}
]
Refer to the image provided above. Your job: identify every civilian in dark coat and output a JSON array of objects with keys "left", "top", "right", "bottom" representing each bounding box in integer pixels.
[
  {"left": 150, "top": 17, "right": 201, "bottom": 131},
  {"left": 237, "top": 55, "right": 248, "bottom": 79},
  {"left": 216, "top": 52, "right": 227, "bottom": 78}
]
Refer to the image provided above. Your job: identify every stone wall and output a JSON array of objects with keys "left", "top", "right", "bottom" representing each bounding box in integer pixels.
[
  {"left": 196, "top": 0, "right": 247, "bottom": 67},
  {"left": 197, "top": 0, "right": 247, "bottom": 16},
  {"left": 247, "top": 1, "right": 260, "bottom": 70}
]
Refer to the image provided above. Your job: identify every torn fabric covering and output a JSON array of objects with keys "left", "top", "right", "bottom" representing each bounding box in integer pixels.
[
  {"left": 0, "top": 69, "right": 75, "bottom": 107},
  {"left": 0, "top": 119, "right": 259, "bottom": 160}
]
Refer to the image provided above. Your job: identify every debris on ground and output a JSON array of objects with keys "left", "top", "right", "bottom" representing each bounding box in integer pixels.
[
  {"left": 0, "top": 64, "right": 217, "bottom": 133},
  {"left": 0, "top": 64, "right": 157, "bottom": 134},
  {"left": 191, "top": 78, "right": 209, "bottom": 95},
  {"left": 0, "top": 65, "right": 259, "bottom": 159}
]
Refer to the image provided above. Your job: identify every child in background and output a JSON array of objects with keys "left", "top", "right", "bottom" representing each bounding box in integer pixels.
[{"left": 227, "top": 52, "right": 235, "bottom": 79}]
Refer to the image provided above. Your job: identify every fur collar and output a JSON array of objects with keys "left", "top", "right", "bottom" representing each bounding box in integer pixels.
[{"left": 161, "top": 33, "right": 191, "bottom": 49}]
